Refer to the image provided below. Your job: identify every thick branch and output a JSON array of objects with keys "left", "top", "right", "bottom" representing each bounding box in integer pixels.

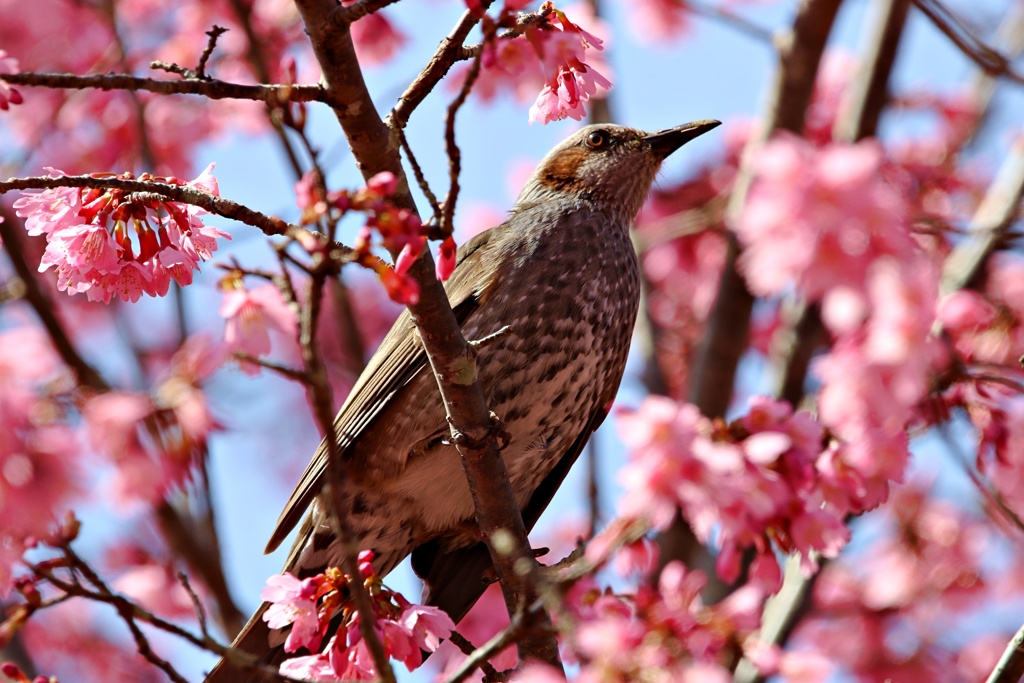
[
  {"left": 687, "top": 0, "right": 844, "bottom": 418},
  {"left": 293, "top": 0, "right": 561, "bottom": 667},
  {"left": 0, "top": 71, "right": 334, "bottom": 105},
  {"left": 940, "top": 137, "right": 1024, "bottom": 293}
]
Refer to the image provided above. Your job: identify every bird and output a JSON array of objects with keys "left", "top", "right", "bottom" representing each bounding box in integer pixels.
[{"left": 206, "top": 119, "right": 720, "bottom": 681}]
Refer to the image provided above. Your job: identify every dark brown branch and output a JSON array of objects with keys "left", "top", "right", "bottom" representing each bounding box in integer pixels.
[
  {"left": 0, "top": 71, "right": 334, "bottom": 106},
  {"left": 390, "top": 2, "right": 499, "bottom": 129},
  {"left": 441, "top": 25, "right": 490, "bottom": 236},
  {"left": 689, "top": 0, "right": 845, "bottom": 418},
  {"left": 0, "top": 176, "right": 355, "bottom": 260},
  {"left": 197, "top": 26, "right": 230, "bottom": 79},
  {"left": 332, "top": 0, "right": 404, "bottom": 25},
  {"left": 911, "top": 0, "right": 1024, "bottom": 85},
  {"left": 294, "top": 0, "right": 561, "bottom": 668}
]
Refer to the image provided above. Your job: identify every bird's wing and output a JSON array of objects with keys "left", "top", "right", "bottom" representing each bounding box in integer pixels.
[
  {"left": 412, "top": 405, "right": 609, "bottom": 625},
  {"left": 264, "top": 227, "right": 505, "bottom": 554}
]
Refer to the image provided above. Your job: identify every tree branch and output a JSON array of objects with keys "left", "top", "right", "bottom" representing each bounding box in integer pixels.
[
  {"left": 911, "top": 0, "right": 1024, "bottom": 85},
  {"left": 0, "top": 175, "right": 355, "bottom": 261},
  {"left": 986, "top": 622, "right": 1024, "bottom": 683},
  {"left": 293, "top": 0, "right": 561, "bottom": 668},
  {"left": 0, "top": 71, "right": 335, "bottom": 106}
]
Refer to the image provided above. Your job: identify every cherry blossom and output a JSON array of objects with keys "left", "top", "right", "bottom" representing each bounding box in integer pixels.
[
  {"left": 0, "top": 49, "right": 21, "bottom": 110},
  {"left": 738, "top": 134, "right": 913, "bottom": 301},
  {"left": 345, "top": 2, "right": 406, "bottom": 66},
  {"left": 617, "top": 395, "right": 852, "bottom": 578},
  {"left": 266, "top": 553, "right": 454, "bottom": 678},
  {"left": 219, "top": 281, "right": 298, "bottom": 375},
  {"left": 13, "top": 165, "right": 229, "bottom": 304},
  {"left": 262, "top": 572, "right": 327, "bottom": 653}
]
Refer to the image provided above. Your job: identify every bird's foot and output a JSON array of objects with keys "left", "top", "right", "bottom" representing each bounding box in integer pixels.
[{"left": 446, "top": 412, "right": 512, "bottom": 451}]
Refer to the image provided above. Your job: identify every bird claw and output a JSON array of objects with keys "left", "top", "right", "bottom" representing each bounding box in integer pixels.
[
  {"left": 446, "top": 412, "right": 512, "bottom": 451},
  {"left": 469, "top": 325, "right": 512, "bottom": 350}
]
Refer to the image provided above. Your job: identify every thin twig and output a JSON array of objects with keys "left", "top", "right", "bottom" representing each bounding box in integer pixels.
[
  {"left": 444, "top": 611, "right": 526, "bottom": 683},
  {"left": 395, "top": 125, "right": 442, "bottom": 223},
  {"left": 911, "top": 0, "right": 1024, "bottom": 85},
  {"left": 177, "top": 571, "right": 210, "bottom": 639},
  {"left": 0, "top": 71, "right": 334, "bottom": 105},
  {"left": 442, "top": 29, "right": 490, "bottom": 236},
  {"left": 685, "top": 0, "right": 776, "bottom": 42},
  {"left": 232, "top": 352, "right": 311, "bottom": 383},
  {"left": 331, "top": 0, "right": 404, "bottom": 25},
  {"left": 447, "top": 631, "right": 502, "bottom": 681},
  {"left": 986, "top": 622, "right": 1024, "bottom": 683},
  {"left": 197, "top": 26, "right": 229, "bottom": 79},
  {"left": 389, "top": 0, "right": 498, "bottom": 129},
  {"left": 297, "top": 260, "right": 398, "bottom": 683}
]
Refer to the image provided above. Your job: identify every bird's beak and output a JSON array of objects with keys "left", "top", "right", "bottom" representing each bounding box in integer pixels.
[{"left": 643, "top": 120, "right": 722, "bottom": 159}]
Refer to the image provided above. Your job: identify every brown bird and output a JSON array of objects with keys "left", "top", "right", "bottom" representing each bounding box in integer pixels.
[{"left": 207, "top": 119, "right": 720, "bottom": 681}]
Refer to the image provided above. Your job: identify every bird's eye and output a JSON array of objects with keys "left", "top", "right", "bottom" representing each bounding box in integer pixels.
[{"left": 585, "top": 130, "right": 609, "bottom": 149}]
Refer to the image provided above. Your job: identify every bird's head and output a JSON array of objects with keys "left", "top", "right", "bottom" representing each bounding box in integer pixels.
[{"left": 515, "top": 120, "right": 721, "bottom": 224}]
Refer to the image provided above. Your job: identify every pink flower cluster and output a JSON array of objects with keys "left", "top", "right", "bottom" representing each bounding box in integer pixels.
[
  {"left": 526, "top": 3, "right": 611, "bottom": 124},
  {"left": 0, "top": 49, "right": 22, "bottom": 110},
  {"left": 739, "top": 133, "right": 942, "bottom": 510},
  {"left": 295, "top": 170, "right": 457, "bottom": 305},
  {"left": 13, "top": 165, "right": 229, "bottom": 304},
  {"left": 264, "top": 551, "right": 455, "bottom": 680},
  {"left": 0, "top": 326, "right": 79, "bottom": 595},
  {"left": 617, "top": 396, "right": 851, "bottom": 581},
  {"left": 81, "top": 335, "right": 222, "bottom": 506},
  {"left": 793, "top": 484, "right": 1008, "bottom": 682},
  {"left": 219, "top": 280, "right": 297, "bottom": 376},
  {"left": 516, "top": 562, "right": 768, "bottom": 683},
  {"left": 455, "top": 2, "right": 610, "bottom": 124},
  {"left": 343, "top": 0, "right": 406, "bottom": 66}
]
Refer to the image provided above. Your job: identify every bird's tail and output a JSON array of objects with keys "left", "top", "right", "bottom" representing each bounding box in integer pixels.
[{"left": 204, "top": 603, "right": 285, "bottom": 683}]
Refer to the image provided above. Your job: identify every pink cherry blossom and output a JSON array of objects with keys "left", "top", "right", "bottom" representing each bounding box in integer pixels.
[
  {"left": 435, "top": 236, "right": 457, "bottom": 281},
  {"left": 525, "top": 4, "right": 611, "bottom": 124},
  {"left": 627, "top": 0, "right": 692, "bottom": 41},
  {"left": 398, "top": 602, "right": 455, "bottom": 653},
  {"left": 278, "top": 639, "right": 340, "bottom": 681},
  {"left": 346, "top": 6, "right": 406, "bottom": 66},
  {"left": 13, "top": 165, "right": 229, "bottom": 304},
  {"left": 219, "top": 282, "right": 298, "bottom": 374},
  {"left": 261, "top": 572, "right": 325, "bottom": 653},
  {"left": 617, "top": 396, "right": 854, "bottom": 576},
  {"left": 738, "top": 134, "right": 914, "bottom": 301},
  {"left": 0, "top": 49, "right": 22, "bottom": 110}
]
